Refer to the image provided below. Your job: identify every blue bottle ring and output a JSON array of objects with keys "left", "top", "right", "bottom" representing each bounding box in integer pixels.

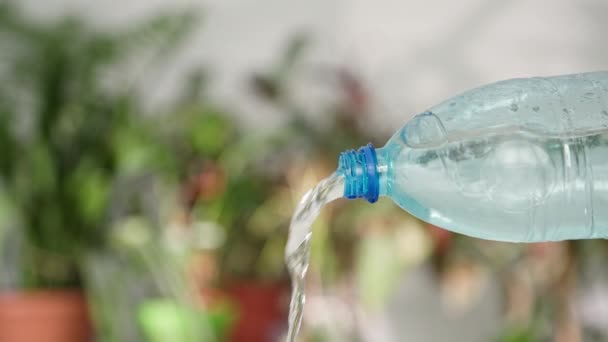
[{"left": 360, "top": 143, "right": 379, "bottom": 203}]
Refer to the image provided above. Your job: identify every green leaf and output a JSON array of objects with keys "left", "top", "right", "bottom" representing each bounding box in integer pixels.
[
  {"left": 496, "top": 327, "right": 537, "bottom": 342},
  {"left": 113, "top": 127, "right": 154, "bottom": 174},
  {"left": 189, "top": 112, "right": 233, "bottom": 156},
  {"left": 68, "top": 159, "right": 110, "bottom": 226},
  {"left": 26, "top": 142, "right": 57, "bottom": 195},
  {"left": 355, "top": 233, "right": 402, "bottom": 310}
]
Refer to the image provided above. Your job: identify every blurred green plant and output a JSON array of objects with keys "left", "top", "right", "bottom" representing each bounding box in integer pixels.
[{"left": 0, "top": 1, "right": 197, "bottom": 288}]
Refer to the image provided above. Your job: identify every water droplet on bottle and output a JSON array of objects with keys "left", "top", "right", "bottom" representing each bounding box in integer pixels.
[
  {"left": 584, "top": 92, "right": 595, "bottom": 99},
  {"left": 510, "top": 103, "right": 519, "bottom": 112},
  {"left": 532, "top": 106, "right": 540, "bottom": 112},
  {"left": 602, "top": 110, "right": 608, "bottom": 117}
]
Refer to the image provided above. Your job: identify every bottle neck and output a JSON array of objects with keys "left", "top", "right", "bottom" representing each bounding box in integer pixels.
[{"left": 337, "top": 143, "right": 387, "bottom": 203}]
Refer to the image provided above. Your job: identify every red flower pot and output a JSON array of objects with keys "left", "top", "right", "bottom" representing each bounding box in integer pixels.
[
  {"left": 0, "top": 290, "right": 93, "bottom": 342},
  {"left": 225, "top": 283, "right": 288, "bottom": 342}
]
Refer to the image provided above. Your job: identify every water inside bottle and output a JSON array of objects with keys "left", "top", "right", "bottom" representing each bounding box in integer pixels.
[
  {"left": 285, "top": 173, "right": 344, "bottom": 342},
  {"left": 392, "top": 125, "right": 608, "bottom": 241}
]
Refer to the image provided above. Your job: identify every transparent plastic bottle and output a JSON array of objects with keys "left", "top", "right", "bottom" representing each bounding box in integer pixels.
[{"left": 339, "top": 71, "right": 608, "bottom": 242}]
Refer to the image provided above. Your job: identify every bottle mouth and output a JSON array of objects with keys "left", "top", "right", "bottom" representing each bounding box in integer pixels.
[{"left": 338, "top": 143, "right": 379, "bottom": 203}]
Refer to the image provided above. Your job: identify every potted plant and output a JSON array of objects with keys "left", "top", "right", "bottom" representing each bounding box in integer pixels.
[
  {"left": 0, "top": 3, "right": 195, "bottom": 341},
  {"left": 147, "top": 66, "right": 290, "bottom": 340}
]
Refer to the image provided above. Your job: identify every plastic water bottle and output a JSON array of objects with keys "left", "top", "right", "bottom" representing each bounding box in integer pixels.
[{"left": 338, "top": 71, "right": 608, "bottom": 242}]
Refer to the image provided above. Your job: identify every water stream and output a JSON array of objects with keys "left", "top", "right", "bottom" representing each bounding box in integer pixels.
[{"left": 285, "top": 173, "right": 344, "bottom": 342}]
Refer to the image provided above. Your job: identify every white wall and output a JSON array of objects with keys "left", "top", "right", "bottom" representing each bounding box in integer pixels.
[{"left": 19, "top": 0, "right": 608, "bottom": 133}]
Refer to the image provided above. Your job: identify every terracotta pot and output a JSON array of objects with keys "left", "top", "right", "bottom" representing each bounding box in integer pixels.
[
  {"left": 225, "top": 283, "right": 288, "bottom": 342},
  {"left": 0, "top": 290, "right": 93, "bottom": 342}
]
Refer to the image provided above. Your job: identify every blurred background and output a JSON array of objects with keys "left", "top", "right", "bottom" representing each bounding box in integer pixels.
[{"left": 1, "top": 0, "right": 608, "bottom": 341}]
